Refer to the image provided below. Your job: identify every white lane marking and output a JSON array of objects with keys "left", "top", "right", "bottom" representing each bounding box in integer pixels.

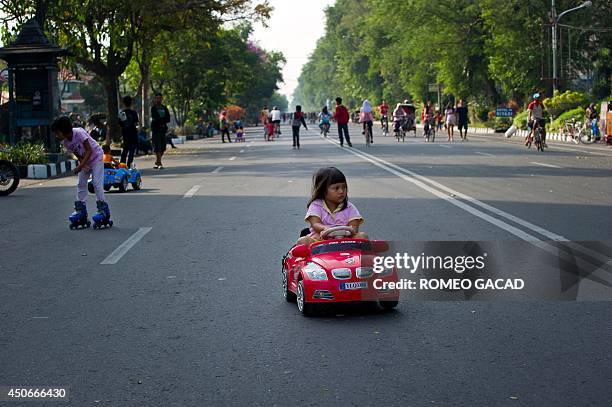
[
  {"left": 438, "top": 144, "right": 452, "bottom": 149},
  {"left": 531, "top": 162, "right": 562, "bottom": 169},
  {"left": 183, "top": 185, "right": 201, "bottom": 198},
  {"left": 476, "top": 152, "right": 495, "bottom": 157},
  {"left": 212, "top": 166, "right": 223, "bottom": 174},
  {"left": 239, "top": 149, "right": 245, "bottom": 153},
  {"left": 101, "top": 227, "right": 153, "bottom": 265},
  {"left": 229, "top": 156, "right": 237, "bottom": 161},
  {"left": 32, "top": 317, "right": 49, "bottom": 319},
  {"left": 337, "top": 137, "right": 612, "bottom": 268}
]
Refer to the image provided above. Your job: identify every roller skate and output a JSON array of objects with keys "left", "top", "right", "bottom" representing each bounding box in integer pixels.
[
  {"left": 69, "top": 201, "right": 91, "bottom": 230},
  {"left": 92, "top": 201, "right": 113, "bottom": 229}
]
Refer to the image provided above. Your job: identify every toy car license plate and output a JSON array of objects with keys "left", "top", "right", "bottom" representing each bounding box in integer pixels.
[{"left": 340, "top": 282, "right": 368, "bottom": 290}]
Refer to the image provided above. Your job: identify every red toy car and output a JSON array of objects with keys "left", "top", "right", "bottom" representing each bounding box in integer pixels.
[{"left": 282, "top": 226, "right": 400, "bottom": 316}]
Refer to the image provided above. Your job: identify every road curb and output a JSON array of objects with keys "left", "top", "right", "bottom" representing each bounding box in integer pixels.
[{"left": 26, "top": 159, "right": 78, "bottom": 179}]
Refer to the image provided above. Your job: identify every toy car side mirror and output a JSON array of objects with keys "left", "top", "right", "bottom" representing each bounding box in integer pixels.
[
  {"left": 291, "top": 244, "right": 310, "bottom": 258},
  {"left": 370, "top": 240, "right": 389, "bottom": 253}
]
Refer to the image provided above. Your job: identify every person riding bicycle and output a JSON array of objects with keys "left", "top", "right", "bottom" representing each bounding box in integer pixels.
[
  {"left": 270, "top": 106, "right": 282, "bottom": 136},
  {"left": 422, "top": 101, "right": 435, "bottom": 137},
  {"left": 359, "top": 99, "right": 375, "bottom": 143},
  {"left": 526, "top": 93, "right": 546, "bottom": 147},
  {"left": 392, "top": 103, "right": 407, "bottom": 136},
  {"left": 379, "top": 100, "right": 390, "bottom": 130},
  {"left": 318, "top": 106, "right": 332, "bottom": 136}
]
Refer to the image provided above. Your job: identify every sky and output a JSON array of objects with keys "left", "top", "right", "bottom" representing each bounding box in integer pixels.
[{"left": 252, "top": 0, "right": 336, "bottom": 102}]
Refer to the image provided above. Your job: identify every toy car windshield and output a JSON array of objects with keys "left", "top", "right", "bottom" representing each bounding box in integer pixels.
[{"left": 311, "top": 241, "right": 372, "bottom": 255}]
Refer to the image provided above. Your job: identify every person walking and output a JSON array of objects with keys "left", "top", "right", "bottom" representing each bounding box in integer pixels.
[
  {"left": 118, "top": 95, "right": 139, "bottom": 167},
  {"left": 291, "top": 105, "right": 308, "bottom": 149},
  {"left": 456, "top": 99, "right": 469, "bottom": 141},
  {"left": 151, "top": 92, "right": 170, "bottom": 169},
  {"left": 445, "top": 103, "right": 456, "bottom": 142},
  {"left": 219, "top": 110, "right": 232, "bottom": 143},
  {"left": 333, "top": 97, "right": 352, "bottom": 147}
]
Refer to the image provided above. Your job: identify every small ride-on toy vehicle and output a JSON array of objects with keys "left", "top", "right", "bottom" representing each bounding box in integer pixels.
[
  {"left": 282, "top": 226, "right": 400, "bottom": 316},
  {"left": 88, "top": 163, "right": 142, "bottom": 193}
]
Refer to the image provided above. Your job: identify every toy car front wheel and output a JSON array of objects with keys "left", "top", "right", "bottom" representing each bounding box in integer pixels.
[
  {"left": 87, "top": 182, "right": 95, "bottom": 194},
  {"left": 103, "top": 185, "right": 111, "bottom": 192},
  {"left": 379, "top": 300, "right": 399, "bottom": 310},
  {"left": 297, "top": 280, "right": 316, "bottom": 316},
  {"left": 132, "top": 175, "right": 142, "bottom": 190},
  {"left": 118, "top": 176, "right": 128, "bottom": 192},
  {"left": 283, "top": 268, "right": 296, "bottom": 303}
]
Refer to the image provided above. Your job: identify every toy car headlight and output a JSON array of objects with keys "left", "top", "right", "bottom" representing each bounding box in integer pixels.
[
  {"left": 304, "top": 263, "right": 328, "bottom": 280},
  {"left": 374, "top": 267, "right": 394, "bottom": 276}
]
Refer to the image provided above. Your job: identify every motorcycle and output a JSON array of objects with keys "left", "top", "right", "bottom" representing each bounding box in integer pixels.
[{"left": 0, "top": 148, "right": 20, "bottom": 196}]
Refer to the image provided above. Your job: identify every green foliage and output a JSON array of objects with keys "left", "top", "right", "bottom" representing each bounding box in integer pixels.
[
  {"left": 2, "top": 142, "right": 48, "bottom": 165},
  {"left": 513, "top": 110, "right": 529, "bottom": 130},
  {"left": 549, "top": 107, "right": 586, "bottom": 132},
  {"left": 175, "top": 125, "right": 197, "bottom": 136},
  {"left": 493, "top": 117, "right": 512, "bottom": 132},
  {"left": 544, "top": 90, "right": 591, "bottom": 118}
]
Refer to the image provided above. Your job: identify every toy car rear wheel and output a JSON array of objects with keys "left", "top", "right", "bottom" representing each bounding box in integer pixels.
[
  {"left": 297, "top": 280, "right": 316, "bottom": 316},
  {"left": 132, "top": 175, "right": 142, "bottom": 190},
  {"left": 118, "top": 176, "right": 128, "bottom": 192},
  {"left": 283, "top": 268, "right": 296, "bottom": 303},
  {"left": 379, "top": 300, "right": 399, "bottom": 310},
  {"left": 103, "top": 185, "right": 111, "bottom": 192}
]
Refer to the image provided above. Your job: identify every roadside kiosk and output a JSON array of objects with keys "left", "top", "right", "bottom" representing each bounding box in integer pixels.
[{"left": 0, "top": 19, "right": 68, "bottom": 154}]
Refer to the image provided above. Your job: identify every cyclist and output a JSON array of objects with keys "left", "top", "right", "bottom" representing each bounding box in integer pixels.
[
  {"left": 270, "top": 106, "right": 282, "bottom": 136},
  {"left": 360, "top": 99, "right": 374, "bottom": 143},
  {"left": 526, "top": 93, "right": 546, "bottom": 147},
  {"left": 379, "top": 100, "right": 390, "bottom": 132},
  {"left": 422, "top": 100, "right": 435, "bottom": 140},
  {"left": 392, "top": 103, "right": 406, "bottom": 139},
  {"left": 318, "top": 106, "right": 332, "bottom": 136}
]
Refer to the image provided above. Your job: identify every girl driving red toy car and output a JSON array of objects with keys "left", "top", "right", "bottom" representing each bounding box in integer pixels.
[{"left": 297, "top": 167, "right": 368, "bottom": 245}]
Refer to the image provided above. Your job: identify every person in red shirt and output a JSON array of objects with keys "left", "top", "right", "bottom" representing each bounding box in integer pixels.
[
  {"left": 379, "top": 100, "right": 389, "bottom": 130},
  {"left": 333, "top": 97, "right": 353, "bottom": 147}
]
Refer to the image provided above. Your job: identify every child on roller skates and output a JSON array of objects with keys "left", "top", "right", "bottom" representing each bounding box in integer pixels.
[{"left": 52, "top": 116, "right": 113, "bottom": 229}]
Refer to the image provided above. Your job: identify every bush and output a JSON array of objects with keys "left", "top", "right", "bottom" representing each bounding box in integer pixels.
[
  {"left": 175, "top": 125, "right": 197, "bottom": 136},
  {"left": 513, "top": 110, "right": 529, "bottom": 130},
  {"left": 493, "top": 117, "right": 513, "bottom": 132},
  {"left": 544, "top": 90, "right": 590, "bottom": 118},
  {"left": 2, "top": 141, "right": 48, "bottom": 165},
  {"left": 549, "top": 107, "right": 585, "bottom": 132}
]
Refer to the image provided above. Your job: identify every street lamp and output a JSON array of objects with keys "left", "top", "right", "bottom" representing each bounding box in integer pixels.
[{"left": 551, "top": 0, "right": 592, "bottom": 91}]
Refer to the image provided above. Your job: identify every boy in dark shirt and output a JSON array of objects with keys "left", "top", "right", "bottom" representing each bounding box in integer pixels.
[
  {"left": 456, "top": 99, "right": 469, "bottom": 141},
  {"left": 151, "top": 93, "right": 171, "bottom": 169},
  {"left": 118, "top": 96, "right": 139, "bottom": 167}
]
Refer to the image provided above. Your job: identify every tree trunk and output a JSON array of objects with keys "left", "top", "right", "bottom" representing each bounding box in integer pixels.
[
  {"left": 104, "top": 77, "right": 120, "bottom": 145},
  {"left": 141, "top": 65, "right": 150, "bottom": 132}
]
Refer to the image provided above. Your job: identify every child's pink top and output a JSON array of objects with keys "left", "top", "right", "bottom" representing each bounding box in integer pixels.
[
  {"left": 305, "top": 199, "right": 364, "bottom": 234},
  {"left": 63, "top": 127, "right": 103, "bottom": 167}
]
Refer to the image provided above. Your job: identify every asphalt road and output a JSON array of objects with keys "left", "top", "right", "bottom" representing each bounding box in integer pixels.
[{"left": 1, "top": 124, "right": 611, "bottom": 406}]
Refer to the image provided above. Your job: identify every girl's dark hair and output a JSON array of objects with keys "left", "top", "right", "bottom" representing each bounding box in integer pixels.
[
  {"left": 322, "top": 106, "right": 328, "bottom": 114},
  {"left": 51, "top": 116, "right": 73, "bottom": 134},
  {"left": 123, "top": 96, "right": 133, "bottom": 107},
  {"left": 307, "top": 167, "right": 348, "bottom": 209},
  {"left": 295, "top": 105, "right": 302, "bottom": 112}
]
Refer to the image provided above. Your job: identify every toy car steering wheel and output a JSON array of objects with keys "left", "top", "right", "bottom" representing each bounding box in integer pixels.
[{"left": 320, "top": 226, "right": 355, "bottom": 239}]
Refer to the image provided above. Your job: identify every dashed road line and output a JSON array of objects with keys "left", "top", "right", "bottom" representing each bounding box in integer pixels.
[
  {"left": 438, "top": 144, "right": 452, "bottom": 149},
  {"left": 212, "top": 166, "right": 224, "bottom": 174},
  {"left": 530, "top": 162, "right": 563, "bottom": 169},
  {"left": 101, "top": 227, "right": 152, "bottom": 265},
  {"left": 239, "top": 149, "right": 245, "bottom": 153},
  {"left": 183, "top": 185, "right": 201, "bottom": 198},
  {"left": 476, "top": 152, "right": 495, "bottom": 157},
  {"left": 229, "top": 156, "right": 237, "bottom": 161}
]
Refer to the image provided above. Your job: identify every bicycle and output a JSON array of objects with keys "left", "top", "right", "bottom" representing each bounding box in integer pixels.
[
  {"left": 0, "top": 147, "right": 20, "bottom": 196},
  {"left": 424, "top": 117, "right": 436, "bottom": 142},
  {"left": 364, "top": 123, "right": 372, "bottom": 147},
  {"left": 395, "top": 118, "right": 406, "bottom": 142},
  {"left": 533, "top": 125, "right": 545, "bottom": 152},
  {"left": 381, "top": 115, "right": 389, "bottom": 137}
]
